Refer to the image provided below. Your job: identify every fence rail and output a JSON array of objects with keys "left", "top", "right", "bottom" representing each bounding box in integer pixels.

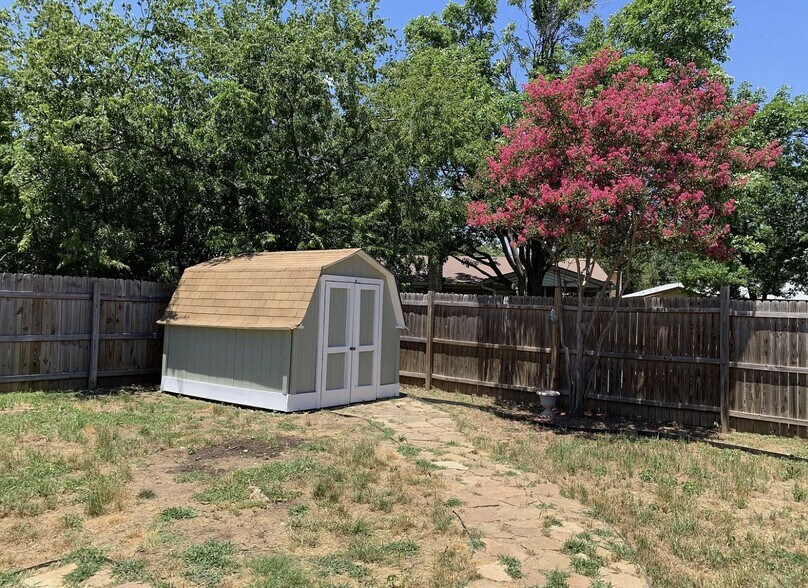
[
  {"left": 2, "top": 271, "right": 805, "bottom": 437},
  {"left": 400, "top": 291, "right": 808, "bottom": 437},
  {"left": 0, "top": 273, "right": 173, "bottom": 391}
]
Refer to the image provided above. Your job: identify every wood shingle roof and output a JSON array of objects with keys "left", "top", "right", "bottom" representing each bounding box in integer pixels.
[{"left": 159, "top": 248, "right": 363, "bottom": 329}]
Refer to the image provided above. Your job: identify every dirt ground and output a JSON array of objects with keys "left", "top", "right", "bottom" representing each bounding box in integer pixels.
[{"left": 0, "top": 389, "right": 473, "bottom": 587}]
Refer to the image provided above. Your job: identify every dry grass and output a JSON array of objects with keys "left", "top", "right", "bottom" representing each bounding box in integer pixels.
[
  {"left": 408, "top": 387, "right": 808, "bottom": 588},
  {"left": 0, "top": 388, "right": 474, "bottom": 587}
]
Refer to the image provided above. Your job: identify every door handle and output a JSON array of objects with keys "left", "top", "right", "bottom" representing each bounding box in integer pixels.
[{"left": 350, "top": 346, "right": 356, "bottom": 351}]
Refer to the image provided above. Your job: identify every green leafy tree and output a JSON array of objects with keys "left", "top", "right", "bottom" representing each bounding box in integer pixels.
[
  {"left": 0, "top": 56, "right": 21, "bottom": 270},
  {"left": 1, "top": 0, "right": 395, "bottom": 281},
  {"left": 504, "top": 0, "right": 595, "bottom": 79},
  {"left": 607, "top": 0, "right": 736, "bottom": 71},
  {"left": 678, "top": 87, "right": 808, "bottom": 299},
  {"left": 380, "top": 1, "right": 511, "bottom": 288},
  {"left": 569, "top": 14, "right": 606, "bottom": 65}
]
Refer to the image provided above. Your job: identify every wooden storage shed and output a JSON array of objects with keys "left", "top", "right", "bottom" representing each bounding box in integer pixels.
[{"left": 158, "top": 249, "right": 405, "bottom": 411}]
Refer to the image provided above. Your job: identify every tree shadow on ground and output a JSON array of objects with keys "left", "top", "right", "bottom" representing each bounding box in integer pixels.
[
  {"left": 67, "top": 384, "right": 159, "bottom": 401},
  {"left": 405, "top": 391, "right": 713, "bottom": 437},
  {"left": 405, "top": 392, "right": 808, "bottom": 461}
]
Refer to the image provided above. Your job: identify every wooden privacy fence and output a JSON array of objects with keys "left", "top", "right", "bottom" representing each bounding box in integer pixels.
[
  {"left": 0, "top": 273, "right": 173, "bottom": 392},
  {"left": 400, "top": 290, "right": 808, "bottom": 437}
]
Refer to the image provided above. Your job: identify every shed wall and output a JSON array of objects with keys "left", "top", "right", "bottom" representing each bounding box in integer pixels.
[
  {"left": 163, "top": 325, "right": 291, "bottom": 393},
  {"left": 289, "top": 257, "right": 400, "bottom": 394}
]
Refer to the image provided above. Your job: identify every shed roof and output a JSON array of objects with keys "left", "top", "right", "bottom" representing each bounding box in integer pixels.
[
  {"left": 623, "top": 282, "right": 693, "bottom": 298},
  {"left": 158, "top": 248, "right": 404, "bottom": 330}
]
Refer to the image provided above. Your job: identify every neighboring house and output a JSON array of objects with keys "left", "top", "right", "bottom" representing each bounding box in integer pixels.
[
  {"left": 623, "top": 282, "right": 700, "bottom": 298},
  {"left": 408, "top": 256, "right": 611, "bottom": 296}
]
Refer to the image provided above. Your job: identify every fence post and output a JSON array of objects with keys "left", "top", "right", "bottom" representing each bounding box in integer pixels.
[
  {"left": 550, "top": 286, "right": 561, "bottom": 390},
  {"left": 88, "top": 279, "right": 101, "bottom": 389},
  {"left": 719, "top": 285, "right": 730, "bottom": 433},
  {"left": 424, "top": 290, "right": 435, "bottom": 390}
]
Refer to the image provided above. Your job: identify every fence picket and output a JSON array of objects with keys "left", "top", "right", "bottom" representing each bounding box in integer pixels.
[
  {"left": 0, "top": 273, "right": 170, "bottom": 390},
  {"left": 400, "top": 292, "right": 808, "bottom": 437}
]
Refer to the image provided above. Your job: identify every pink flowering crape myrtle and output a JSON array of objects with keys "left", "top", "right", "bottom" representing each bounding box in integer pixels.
[
  {"left": 469, "top": 49, "right": 780, "bottom": 415},
  {"left": 469, "top": 49, "right": 779, "bottom": 259}
]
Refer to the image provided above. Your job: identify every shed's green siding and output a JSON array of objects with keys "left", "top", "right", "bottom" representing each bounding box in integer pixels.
[
  {"left": 290, "top": 287, "right": 319, "bottom": 394},
  {"left": 163, "top": 325, "right": 291, "bottom": 392},
  {"left": 288, "top": 256, "right": 400, "bottom": 394}
]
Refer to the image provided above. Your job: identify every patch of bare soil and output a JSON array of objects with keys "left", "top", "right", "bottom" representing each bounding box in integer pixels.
[
  {"left": 171, "top": 437, "right": 301, "bottom": 474},
  {"left": 0, "top": 402, "right": 35, "bottom": 413}
]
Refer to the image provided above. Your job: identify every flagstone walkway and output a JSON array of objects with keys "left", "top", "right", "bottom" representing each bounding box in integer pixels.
[
  {"left": 19, "top": 396, "right": 650, "bottom": 588},
  {"left": 338, "top": 396, "right": 651, "bottom": 588}
]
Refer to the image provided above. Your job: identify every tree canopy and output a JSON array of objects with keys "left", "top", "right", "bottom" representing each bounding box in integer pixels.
[
  {"left": 607, "top": 0, "right": 736, "bottom": 70},
  {"left": 1, "top": 0, "right": 397, "bottom": 281},
  {"left": 673, "top": 87, "right": 808, "bottom": 299},
  {"left": 0, "top": 0, "right": 803, "bottom": 303}
]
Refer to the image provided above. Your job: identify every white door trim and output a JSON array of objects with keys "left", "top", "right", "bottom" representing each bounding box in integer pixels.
[
  {"left": 316, "top": 275, "right": 384, "bottom": 409},
  {"left": 349, "top": 283, "right": 382, "bottom": 403},
  {"left": 319, "top": 280, "right": 353, "bottom": 408}
]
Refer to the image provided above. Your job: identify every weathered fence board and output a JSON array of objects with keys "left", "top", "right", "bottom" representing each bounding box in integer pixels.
[
  {"left": 0, "top": 273, "right": 173, "bottom": 391},
  {"left": 401, "top": 291, "right": 808, "bottom": 437}
]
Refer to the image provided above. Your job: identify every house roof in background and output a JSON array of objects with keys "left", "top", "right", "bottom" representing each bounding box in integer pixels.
[
  {"left": 437, "top": 256, "right": 609, "bottom": 285},
  {"left": 159, "top": 248, "right": 404, "bottom": 330}
]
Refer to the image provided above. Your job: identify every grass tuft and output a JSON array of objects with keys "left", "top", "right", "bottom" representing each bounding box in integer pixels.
[
  {"left": 63, "top": 548, "right": 108, "bottom": 587},
  {"left": 498, "top": 554, "right": 522, "bottom": 579},
  {"left": 158, "top": 506, "right": 197, "bottom": 521},
  {"left": 112, "top": 558, "right": 151, "bottom": 583},
  {"left": 429, "top": 546, "right": 477, "bottom": 588},
  {"left": 542, "top": 515, "right": 562, "bottom": 531},
  {"left": 194, "top": 458, "right": 315, "bottom": 506},
  {"left": 250, "top": 554, "right": 309, "bottom": 588},
  {"left": 543, "top": 568, "right": 570, "bottom": 588},
  {"left": 397, "top": 444, "right": 422, "bottom": 458},
  {"left": 431, "top": 502, "right": 454, "bottom": 532},
  {"left": 0, "top": 572, "right": 21, "bottom": 588},
  {"left": 82, "top": 473, "right": 127, "bottom": 517},
  {"left": 415, "top": 458, "right": 444, "bottom": 473},
  {"left": 793, "top": 485, "right": 807, "bottom": 502},
  {"left": 181, "top": 540, "right": 236, "bottom": 588},
  {"left": 314, "top": 553, "right": 370, "bottom": 580},
  {"left": 62, "top": 513, "right": 83, "bottom": 530}
]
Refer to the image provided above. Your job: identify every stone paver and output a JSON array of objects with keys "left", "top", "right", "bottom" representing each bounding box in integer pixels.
[
  {"left": 84, "top": 568, "right": 115, "bottom": 588},
  {"left": 22, "top": 564, "right": 78, "bottom": 588},
  {"left": 21, "top": 565, "right": 149, "bottom": 588},
  {"left": 478, "top": 562, "right": 513, "bottom": 582},
  {"left": 340, "top": 397, "right": 650, "bottom": 587}
]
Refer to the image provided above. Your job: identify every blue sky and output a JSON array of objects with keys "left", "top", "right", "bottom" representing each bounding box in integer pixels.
[
  {"left": 0, "top": 0, "right": 802, "bottom": 97},
  {"left": 378, "top": 0, "right": 807, "bottom": 98}
]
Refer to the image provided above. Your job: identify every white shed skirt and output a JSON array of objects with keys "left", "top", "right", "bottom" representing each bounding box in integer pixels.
[{"left": 161, "top": 376, "right": 398, "bottom": 412}]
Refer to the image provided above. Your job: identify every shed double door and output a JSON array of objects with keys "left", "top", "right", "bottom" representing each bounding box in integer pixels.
[{"left": 320, "top": 279, "right": 382, "bottom": 407}]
